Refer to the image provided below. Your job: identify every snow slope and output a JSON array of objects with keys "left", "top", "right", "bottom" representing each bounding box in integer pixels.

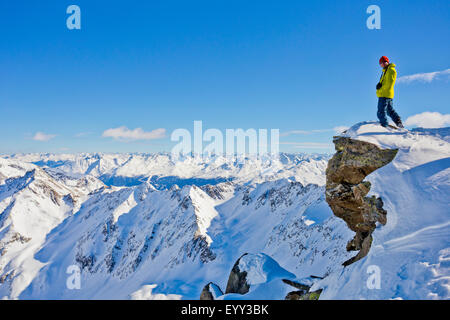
[
  {"left": 0, "top": 158, "right": 105, "bottom": 298},
  {"left": 14, "top": 177, "right": 350, "bottom": 299},
  {"left": 314, "top": 122, "right": 450, "bottom": 299},
  {"left": 0, "top": 123, "right": 448, "bottom": 300},
  {"left": 0, "top": 153, "right": 351, "bottom": 299},
  {"left": 219, "top": 253, "right": 299, "bottom": 300},
  {"left": 3, "top": 153, "right": 329, "bottom": 187}
]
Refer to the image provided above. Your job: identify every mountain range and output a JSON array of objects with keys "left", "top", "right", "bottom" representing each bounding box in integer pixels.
[{"left": 0, "top": 122, "right": 448, "bottom": 300}]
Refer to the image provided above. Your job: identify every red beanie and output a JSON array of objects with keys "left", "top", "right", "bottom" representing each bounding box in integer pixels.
[{"left": 379, "top": 56, "right": 389, "bottom": 64}]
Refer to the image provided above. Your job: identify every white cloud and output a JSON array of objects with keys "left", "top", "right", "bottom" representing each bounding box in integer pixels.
[
  {"left": 32, "top": 132, "right": 56, "bottom": 141},
  {"left": 102, "top": 126, "right": 166, "bottom": 141},
  {"left": 397, "top": 69, "right": 450, "bottom": 84},
  {"left": 280, "top": 142, "right": 333, "bottom": 149},
  {"left": 281, "top": 126, "right": 349, "bottom": 137},
  {"left": 404, "top": 112, "right": 450, "bottom": 128}
]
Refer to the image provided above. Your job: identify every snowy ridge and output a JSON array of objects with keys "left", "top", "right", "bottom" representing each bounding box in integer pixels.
[
  {"left": 3, "top": 153, "right": 329, "bottom": 187},
  {"left": 0, "top": 124, "right": 449, "bottom": 300},
  {"left": 342, "top": 121, "right": 450, "bottom": 172},
  {"left": 0, "top": 158, "right": 105, "bottom": 298},
  {"left": 0, "top": 153, "right": 349, "bottom": 299},
  {"left": 314, "top": 122, "right": 450, "bottom": 299}
]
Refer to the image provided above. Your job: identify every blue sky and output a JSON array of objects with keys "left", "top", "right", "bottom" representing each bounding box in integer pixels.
[{"left": 1, "top": 0, "right": 449, "bottom": 154}]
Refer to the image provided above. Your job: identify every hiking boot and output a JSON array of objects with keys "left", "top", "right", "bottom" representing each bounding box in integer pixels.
[{"left": 396, "top": 121, "right": 404, "bottom": 128}]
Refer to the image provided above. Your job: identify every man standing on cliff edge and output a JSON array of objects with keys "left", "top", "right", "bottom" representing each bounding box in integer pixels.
[{"left": 376, "top": 56, "right": 404, "bottom": 128}]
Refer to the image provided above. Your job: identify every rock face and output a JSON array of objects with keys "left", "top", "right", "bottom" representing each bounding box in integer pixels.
[
  {"left": 200, "top": 282, "right": 224, "bottom": 300},
  {"left": 285, "top": 289, "right": 322, "bottom": 300},
  {"left": 282, "top": 279, "right": 322, "bottom": 300},
  {"left": 325, "top": 136, "right": 398, "bottom": 266},
  {"left": 225, "top": 253, "right": 251, "bottom": 294},
  {"left": 201, "top": 252, "right": 322, "bottom": 300}
]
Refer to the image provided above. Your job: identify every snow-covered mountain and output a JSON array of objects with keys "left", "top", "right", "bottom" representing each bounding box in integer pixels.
[
  {"left": 315, "top": 122, "right": 450, "bottom": 299},
  {"left": 3, "top": 153, "right": 329, "bottom": 187},
  {"left": 0, "top": 123, "right": 448, "bottom": 300}
]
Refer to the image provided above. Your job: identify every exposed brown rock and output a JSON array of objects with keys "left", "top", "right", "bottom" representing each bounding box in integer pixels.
[
  {"left": 326, "top": 136, "right": 398, "bottom": 266},
  {"left": 282, "top": 278, "right": 322, "bottom": 300},
  {"left": 200, "top": 282, "right": 223, "bottom": 300},
  {"left": 281, "top": 278, "right": 310, "bottom": 291},
  {"left": 225, "top": 253, "right": 250, "bottom": 294},
  {"left": 203, "top": 254, "right": 324, "bottom": 300},
  {"left": 285, "top": 289, "right": 322, "bottom": 300}
]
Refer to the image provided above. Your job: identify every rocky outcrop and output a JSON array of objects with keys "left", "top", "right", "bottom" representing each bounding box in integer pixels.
[
  {"left": 225, "top": 253, "right": 251, "bottom": 294},
  {"left": 285, "top": 289, "right": 322, "bottom": 300},
  {"left": 326, "top": 136, "right": 398, "bottom": 266},
  {"left": 201, "top": 252, "right": 322, "bottom": 300},
  {"left": 282, "top": 279, "right": 322, "bottom": 300},
  {"left": 200, "top": 282, "right": 224, "bottom": 300}
]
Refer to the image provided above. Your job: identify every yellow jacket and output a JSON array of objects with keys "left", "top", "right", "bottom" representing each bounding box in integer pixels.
[{"left": 376, "top": 63, "right": 397, "bottom": 99}]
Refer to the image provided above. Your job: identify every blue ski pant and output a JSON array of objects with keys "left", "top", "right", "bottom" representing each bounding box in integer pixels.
[{"left": 377, "top": 97, "right": 401, "bottom": 127}]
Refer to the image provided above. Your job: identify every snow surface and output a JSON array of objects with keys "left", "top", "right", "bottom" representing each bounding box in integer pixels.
[
  {"left": 208, "top": 282, "right": 223, "bottom": 299},
  {"left": 220, "top": 253, "right": 297, "bottom": 300},
  {"left": 238, "top": 253, "right": 295, "bottom": 286},
  {"left": 342, "top": 121, "right": 450, "bottom": 172},
  {"left": 313, "top": 122, "right": 450, "bottom": 299},
  {"left": 0, "top": 122, "right": 448, "bottom": 300},
  {"left": 130, "top": 284, "right": 182, "bottom": 300},
  {"left": 0, "top": 153, "right": 349, "bottom": 300},
  {"left": 3, "top": 153, "right": 329, "bottom": 187}
]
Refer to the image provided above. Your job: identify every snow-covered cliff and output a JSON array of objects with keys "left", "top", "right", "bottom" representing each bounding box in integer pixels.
[
  {"left": 316, "top": 122, "right": 450, "bottom": 299},
  {"left": 0, "top": 122, "right": 448, "bottom": 300}
]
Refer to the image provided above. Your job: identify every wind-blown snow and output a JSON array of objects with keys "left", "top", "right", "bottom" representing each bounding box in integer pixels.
[
  {"left": 0, "top": 123, "right": 448, "bottom": 300},
  {"left": 0, "top": 153, "right": 349, "bottom": 299},
  {"left": 238, "top": 253, "right": 295, "bottom": 286},
  {"left": 342, "top": 121, "right": 450, "bottom": 172},
  {"left": 3, "top": 153, "right": 329, "bottom": 187},
  {"left": 314, "top": 122, "right": 450, "bottom": 300},
  {"left": 130, "top": 284, "right": 182, "bottom": 300}
]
